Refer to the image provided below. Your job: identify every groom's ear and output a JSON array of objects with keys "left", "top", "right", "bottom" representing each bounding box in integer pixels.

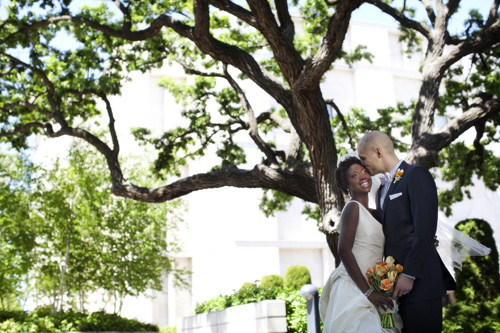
[{"left": 375, "top": 147, "right": 383, "bottom": 158}]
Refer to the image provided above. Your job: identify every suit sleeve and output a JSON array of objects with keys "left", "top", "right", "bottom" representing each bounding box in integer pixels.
[{"left": 403, "top": 166, "right": 439, "bottom": 279}]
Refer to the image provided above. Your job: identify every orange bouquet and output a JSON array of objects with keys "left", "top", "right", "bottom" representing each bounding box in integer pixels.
[{"left": 366, "top": 256, "right": 403, "bottom": 328}]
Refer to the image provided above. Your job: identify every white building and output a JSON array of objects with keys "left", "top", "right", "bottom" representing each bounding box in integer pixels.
[{"left": 32, "top": 18, "right": 499, "bottom": 329}]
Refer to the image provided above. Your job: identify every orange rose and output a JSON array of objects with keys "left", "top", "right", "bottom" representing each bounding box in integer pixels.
[
  {"left": 387, "top": 271, "right": 398, "bottom": 282},
  {"left": 366, "top": 266, "right": 376, "bottom": 278},
  {"left": 380, "top": 278, "right": 394, "bottom": 291},
  {"left": 385, "top": 256, "right": 395, "bottom": 266},
  {"left": 395, "top": 264, "right": 403, "bottom": 273},
  {"left": 376, "top": 262, "right": 390, "bottom": 276}
]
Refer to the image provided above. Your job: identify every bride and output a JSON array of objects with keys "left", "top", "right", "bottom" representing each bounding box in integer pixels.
[{"left": 319, "top": 155, "right": 403, "bottom": 332}]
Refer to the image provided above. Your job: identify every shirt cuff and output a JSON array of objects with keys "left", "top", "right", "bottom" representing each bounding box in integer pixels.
[{"left": 402, "top": 273, "right": 415, "bottom": 280}]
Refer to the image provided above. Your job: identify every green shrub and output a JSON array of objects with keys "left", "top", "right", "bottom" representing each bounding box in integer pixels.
[
  {"left": 284, "top": 265, "right": 311, "bottom": 290},
  {"left": 160, "top": 325, "right": 177, "bottom": 333},
  {"left": 0, "top": 318, "right": 21, "bottom": 333},
  {"left": 240, "top": 282, "right": 255, "bottom": 290},
  {"left": 0, "top": 309, "right": 27, "bottom": 323},
  {"left": 194, "top": 281, "right": 323, "bottom": 333},
  {"left": 261, "top": 274, "right": 283, "bottom": 290},
  {"left": 0, "top": 308, "right": 159, "bottom": 332}
]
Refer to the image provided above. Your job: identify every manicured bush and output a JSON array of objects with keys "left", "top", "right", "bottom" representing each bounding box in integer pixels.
[
  {"left": 284, "top": 265, "right": 311, "bottom": 290},
  {"left": 239, "top": 281, "right": 255, "bottom": 290},
  {"left": 260, "top": 274, "right": 283, "bottom": 290}
]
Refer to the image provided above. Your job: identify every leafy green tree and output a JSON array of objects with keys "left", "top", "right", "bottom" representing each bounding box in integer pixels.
[
  {"left": 28, "top": 143, "right": 186, "bottom": 314},
  {"left": 453, "top": 218, "right": 500, "bottom": 302},
  {"left": 0, "top": 1, "right": 499, "bottom": 261},
  {"left": 0, "top": 151, "right": 35, "bottom": 310},
  {"left": 442, "top": 218, "right": 500, "bottom": 332}
]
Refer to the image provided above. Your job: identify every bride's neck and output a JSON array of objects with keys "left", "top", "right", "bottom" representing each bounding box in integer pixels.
[{"left": 351, "top": 194, "right": 369, "bottom": 209}]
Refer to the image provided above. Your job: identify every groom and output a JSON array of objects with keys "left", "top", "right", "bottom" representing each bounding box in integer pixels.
[{"left": 357, "top": 131, "right": 456, "bottom": 332}]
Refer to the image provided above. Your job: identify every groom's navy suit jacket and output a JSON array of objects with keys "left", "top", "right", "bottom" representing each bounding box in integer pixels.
[{"left": 376, "top": 161, "right": 456, "bottom": 304}]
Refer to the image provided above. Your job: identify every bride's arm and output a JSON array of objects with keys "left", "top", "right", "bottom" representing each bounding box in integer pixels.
[{"left": 339, "top": 202, "right": 393, "bottom": 309}]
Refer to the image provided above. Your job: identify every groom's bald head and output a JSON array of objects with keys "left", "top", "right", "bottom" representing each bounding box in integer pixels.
[
  {"left": 357, "top": 131, "right": 399, "bottom": 175},
  {"left": 358, "top": 131, "right": 395, "bottom": 154}
]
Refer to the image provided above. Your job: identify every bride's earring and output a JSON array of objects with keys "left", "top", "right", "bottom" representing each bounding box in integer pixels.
[{"left": 347, "top": 188, "right": 351, "bottom": 198}]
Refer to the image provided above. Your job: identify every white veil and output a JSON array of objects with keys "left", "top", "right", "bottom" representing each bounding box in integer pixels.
[{"left": 436, "top": 218, "right": 491, "bottom": 271}]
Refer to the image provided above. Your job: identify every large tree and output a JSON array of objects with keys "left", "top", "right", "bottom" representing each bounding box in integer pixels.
[{"left": 1, "top": 0, "right": 499, "bottom": 262}]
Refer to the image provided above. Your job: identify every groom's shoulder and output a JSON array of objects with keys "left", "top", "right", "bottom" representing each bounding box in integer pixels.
[
  {"left": 405, "top": 163, "right": 429, "bottom": 172},
  {"left": 404, "top": 163, "right": 435, "bottom": 180}
]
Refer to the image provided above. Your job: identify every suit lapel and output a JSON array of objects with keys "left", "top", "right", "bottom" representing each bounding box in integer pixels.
[
  {"left": 381, "top": 161, "right": 408, "bottom": 222},
  {"left": 376, "top": 186, "right": 383, "bottom": 223}
]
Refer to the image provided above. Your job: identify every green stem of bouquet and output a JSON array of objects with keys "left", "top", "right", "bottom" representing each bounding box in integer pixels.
[{"left": 382, "top": 313, "right": 395, "bottom": 328}]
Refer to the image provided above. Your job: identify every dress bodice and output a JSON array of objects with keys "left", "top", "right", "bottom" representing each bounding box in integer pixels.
[{"left": 340, "top": 200, "right": 385, "bottom": 275}]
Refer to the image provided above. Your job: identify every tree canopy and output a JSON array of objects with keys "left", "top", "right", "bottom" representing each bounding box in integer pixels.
[{"left": 1, "top": 0, "right": 499, "bottom": 259}]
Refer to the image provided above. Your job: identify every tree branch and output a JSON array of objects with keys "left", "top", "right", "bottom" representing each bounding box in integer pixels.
[
  {"left": 420, "top": 0, "right": 436, "bottom": 27},
  {"left": 442, "top": 20, "right": 500, "bottom": 72},
  {"left": 285, "top": 127, "right": 303, "bottom": 167},
  {"left": 366, "top": 0, "right": 432, "bottom": 39},
  {"left": 256, "top": 112, "right": 292, "bottom": 132},
  {"left": 407, "top": 94, "right": 500, "bottom": 167},
  {"left": 223, "top": 65, "right": 279, "bottom": 165},
  {"left": 326, "top": 99, "right": 355, "bottom": 149},
  {"left": 100, "top": 93, "right": 120, "bottom": 157},
  {"left": 486, "top": 0, "right": 500, "bottom": 27},
  {"left": 301, "top": 0, "right": 363, "bottom": 89},
  {"left": 275, "top": 0, "right": 295, "bottom": 44},
  {"left": 246, "top": 0, "right": 304, "bottom": 81},
  {"left": 434, "top": 95, "right": 500, "bottom": 150},
  {"left": 4, "top": 2, "right": 295, "bottom": 121},
  {"left": 188, "top": 0, "right": 294, "bottom": 112},
  {"left": 111, "top": 164, "right": 317, "bottom": 203},
  {"left": 208, "top": 0, "right": 259, "bottom": 28}
]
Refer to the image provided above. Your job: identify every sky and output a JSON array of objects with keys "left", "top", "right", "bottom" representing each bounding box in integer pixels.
[{"left": 0, "top": 0, "right": 494, "bottom": 30}]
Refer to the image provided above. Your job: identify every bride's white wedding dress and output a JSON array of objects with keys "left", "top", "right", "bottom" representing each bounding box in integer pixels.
[{"left": 319, "top": 201, "right": 403, "bottom": 333}]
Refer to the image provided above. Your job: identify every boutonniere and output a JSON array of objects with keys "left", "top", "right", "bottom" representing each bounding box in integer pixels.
[{"left": 393, "top": 169, "right": 404, "bottom": 183}]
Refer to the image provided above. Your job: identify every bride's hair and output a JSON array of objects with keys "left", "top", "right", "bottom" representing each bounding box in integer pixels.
[{"left": 335, "top": 156, "right": 363, "bottom": 195}]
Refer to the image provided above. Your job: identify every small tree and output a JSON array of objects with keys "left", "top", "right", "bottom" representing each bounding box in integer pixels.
[
  {"left": 0, "top": 143, "right": 187, "bottom": 314},
  {"left": 0, "top": 151, "right": 35, "bottom": 310},
  {"left": 443, "top": 218, "right": 500, "bottom": 332},
  {"left": 30, "top": 144, "right": 187, "bottom": 313},
  {"left": 453, "top": 218, "right": 500, "bottom": 302}
]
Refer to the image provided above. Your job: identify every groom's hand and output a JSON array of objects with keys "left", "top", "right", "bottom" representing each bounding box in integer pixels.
[{"left": 393, "top": 275, "right": 414, "bottom": 298}]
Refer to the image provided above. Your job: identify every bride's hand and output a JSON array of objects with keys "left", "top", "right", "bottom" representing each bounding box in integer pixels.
[{"left": 368, "top": 291, "right": 394, "bottom": 310}]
